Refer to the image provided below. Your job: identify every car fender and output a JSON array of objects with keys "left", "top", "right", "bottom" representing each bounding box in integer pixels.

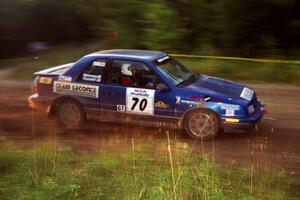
[{"left": 179, "top": 104, "right": 222, "bottom": 129}]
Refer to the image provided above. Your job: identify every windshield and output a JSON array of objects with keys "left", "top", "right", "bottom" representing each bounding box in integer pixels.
[{"left": 154, "top": 56, "right": 194, "bottom": 86}]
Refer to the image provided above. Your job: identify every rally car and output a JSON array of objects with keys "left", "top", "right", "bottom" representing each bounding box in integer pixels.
[{"left": 28, "top": 49, "right": 266, "bottom": 140}]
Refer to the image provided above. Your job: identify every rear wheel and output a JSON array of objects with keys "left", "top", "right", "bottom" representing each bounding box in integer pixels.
[
  {"left": 184, "top": 109, "right": 220, "bottom": 140},
  {"left": 56, "top": 99, "right": 85, "bottom": 132}
]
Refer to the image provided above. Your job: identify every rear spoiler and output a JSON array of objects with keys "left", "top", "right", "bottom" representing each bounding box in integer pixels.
[{"left": 34, "top": 63, "right": 74, "bottom": 76}]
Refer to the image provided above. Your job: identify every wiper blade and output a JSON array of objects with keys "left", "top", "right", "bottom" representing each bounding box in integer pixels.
[{"left": 176, "top": 74, "right": 197, "bottom": 87}]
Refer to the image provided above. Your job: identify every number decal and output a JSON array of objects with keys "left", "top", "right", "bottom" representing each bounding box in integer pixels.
[
  {"left": 117, "top": 105, "right": 126, "bottom": 112},
  {"left": 126, "top": 88, "right": 155, "bottom": 115},
  {"left": 130, "top": 98, "right": 148, "bottom": 111},
  {"left": 139, "top": 99, "right": 147, "bottom": 111},
  {"left": 131, "top": 97, "right": 139, "bottom": 110}
]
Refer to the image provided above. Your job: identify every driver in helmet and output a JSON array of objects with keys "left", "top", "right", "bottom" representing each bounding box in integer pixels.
[{"left": 120, "top": 63, "right": 138, "bottom": 86}]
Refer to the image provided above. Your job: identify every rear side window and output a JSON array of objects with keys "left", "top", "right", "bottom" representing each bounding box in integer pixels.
[{"left": 79, "top": 59, "right": 107, "bottom": 83}]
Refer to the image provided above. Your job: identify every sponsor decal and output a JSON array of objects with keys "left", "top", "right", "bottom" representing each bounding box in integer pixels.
[
  {"left": 155, "top": 101, "right": 168, "bottom": 109},
  {"left": 53, "top": 81, "right": 99, "bottom": 98},
  {"left": 117, "top": 105, "right": 126, "bottom": 112},
  {"left": 126, "top": 88, "right": 155, "bottom": 115},
  {"left": 240, "top": 87, "right": 254, "bottom": 101},
  {"left": 175, "top": 96, "right": 181, "bottom": 104},
  {"left": 130, "top": 89, "right": 150, "bottom": 97},
  {"left": 82, "top": 73, "right": 101, "bottom": 83},
  {"left": 221, "top": 103, "right": 240, "bottom": 116},
  {"left": 190, "top": 95, "right": 204, "bottom": 101},
  {"left": 39, "top": 77, "right": 52, "bottom": 84},
  {"left": 157, "top": 56, "right": 170, "bottom": 63},
  {"left": 58, "top": 76, "right": 72, "bottom": 82},
  {"left": 93, "top": 61, "right": 106, "bottom": 67},
  {"left": 176, "top": 96, "right": 198, "bottom": 106}
]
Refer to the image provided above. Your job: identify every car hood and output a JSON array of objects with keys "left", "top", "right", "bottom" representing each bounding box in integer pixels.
[{"left": 183, "top": 75, "right": 255, "bottom": 105}]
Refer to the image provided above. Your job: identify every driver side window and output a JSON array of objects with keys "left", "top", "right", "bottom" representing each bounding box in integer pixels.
[{"left": 107, "top": 60, "right": 162, "bottom": 89}]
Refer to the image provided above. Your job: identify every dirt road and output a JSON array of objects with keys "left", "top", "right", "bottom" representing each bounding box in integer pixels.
[{"left": 0, "top": 80, "right": 300, "bottom": 185}]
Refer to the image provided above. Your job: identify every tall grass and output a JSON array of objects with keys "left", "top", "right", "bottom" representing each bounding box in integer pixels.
[{"left": 0, "top": 138, "right": 295, "bottom": 200}]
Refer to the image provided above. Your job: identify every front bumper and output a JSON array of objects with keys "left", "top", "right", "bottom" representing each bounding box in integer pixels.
[{"left": 222, "top": 104, "right": 266, "bottom": 131}]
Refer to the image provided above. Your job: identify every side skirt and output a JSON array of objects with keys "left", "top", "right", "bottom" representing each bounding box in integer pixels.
[{"left": 85, "top": 108, "right": 182, "bottom": 129}]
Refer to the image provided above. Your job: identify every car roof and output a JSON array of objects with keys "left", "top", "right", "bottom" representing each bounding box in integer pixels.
[{"left": 84, "top": 49, "right": 167, "bottom": 61}]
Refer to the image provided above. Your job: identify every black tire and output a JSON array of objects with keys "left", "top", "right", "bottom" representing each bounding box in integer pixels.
[
  {"left": 55, "top": 99, "right": 85, "bottom": 132},
  {"left": 183, "top": 108, "right": 220, "bottom": 140}
]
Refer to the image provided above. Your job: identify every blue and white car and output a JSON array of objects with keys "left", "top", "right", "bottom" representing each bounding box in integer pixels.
[{"left": 28, "top": 49, "right": 266, "bottom": 140}]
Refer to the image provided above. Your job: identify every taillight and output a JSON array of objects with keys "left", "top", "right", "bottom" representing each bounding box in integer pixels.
[
  {"left": 33, "top": 76, "right": 40, "bottom": 94},
  {"left": 34, "top": 85, "right": 39, "bottom": 94}
]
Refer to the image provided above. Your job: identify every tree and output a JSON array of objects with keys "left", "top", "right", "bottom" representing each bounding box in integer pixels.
[{"left": 141, "top": 0, "right": 185, "bottom": 51}]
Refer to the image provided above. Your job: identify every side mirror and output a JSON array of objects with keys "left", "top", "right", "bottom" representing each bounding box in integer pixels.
[{"left": 156, "top": 83, "right": 170, "bottom": 92}]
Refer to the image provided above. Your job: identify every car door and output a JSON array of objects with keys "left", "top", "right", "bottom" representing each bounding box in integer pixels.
[
  {"left": 99, "top": 59, "right": 176, "bottom": 125},
  {"left": 99, "top": 59, "right": 128, "bottom": 122}
]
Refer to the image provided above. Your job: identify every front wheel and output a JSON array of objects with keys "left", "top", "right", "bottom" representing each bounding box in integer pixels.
[
  {"left": 56, "top": 99, "right": 85, "bottom": 132},
  {"left": 183, "top": 109, "right": 220, "bottom": 140}
]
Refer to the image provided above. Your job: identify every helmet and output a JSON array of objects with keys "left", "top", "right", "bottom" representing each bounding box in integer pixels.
[{"left": 121, "top": 64, "right": 133, "bottom": 76}]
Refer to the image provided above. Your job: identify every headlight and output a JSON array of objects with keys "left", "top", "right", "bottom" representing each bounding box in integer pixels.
[{"left": 248, "top": 105, "right": 255, "bottom": 114}]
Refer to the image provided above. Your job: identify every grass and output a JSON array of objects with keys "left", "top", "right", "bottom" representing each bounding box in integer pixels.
[
  {"left": 0, "top": 138, "right": 296, "bottom": 200},
  {"left": 179, "top": 58, "right": 300, "bottom": 85},
  {"left": 0, "top": 43, "right": 300, "bottom": 85},
  {"left": 0, "top": 42, "right": 104, "bottom": 80}
]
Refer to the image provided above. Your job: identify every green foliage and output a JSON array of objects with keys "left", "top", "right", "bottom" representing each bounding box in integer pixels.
[
  {"left": 0, "top": 141, "right": 295, "bottom": 200},
  {"left": 100, "top": 0, "right": 145, "bottom": 49},
  {"left": 141, "top": 1, "right": 185, "bottom": 51},
  {"left": 0, "top": 0, "right": 299, "bottom": 58}
]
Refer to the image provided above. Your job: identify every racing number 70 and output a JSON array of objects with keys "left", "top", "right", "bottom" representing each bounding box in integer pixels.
[{"left": 131, "top": 97, "right": 147, "bottom": 111}]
